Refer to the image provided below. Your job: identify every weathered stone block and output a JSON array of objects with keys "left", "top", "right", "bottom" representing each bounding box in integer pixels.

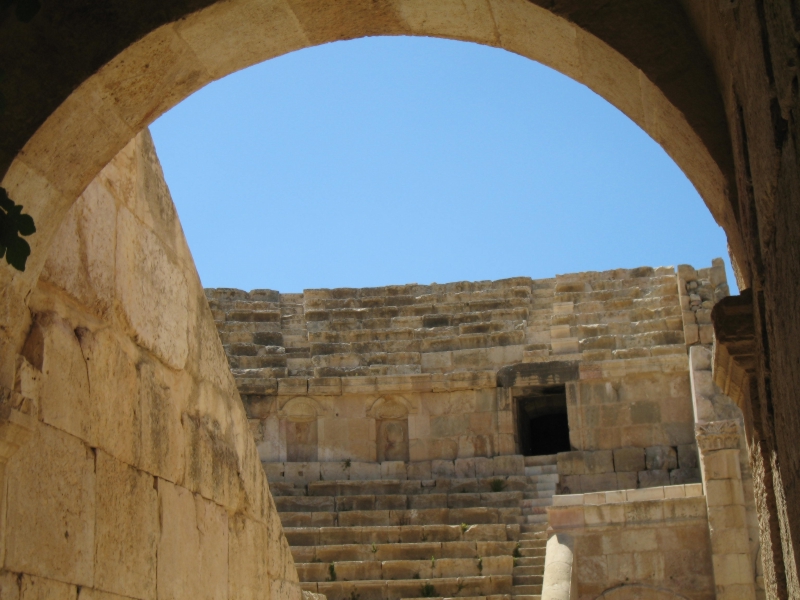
[
  {"left": 349, "top": 462, "right": 381, "bottom": 481},
  {"left": 579, "top": 473, "right": 617, "bottom": 492},
  {"left": 455, "top": 458, "right": 476, "bottom": 478},
  {"left": 285, "top": 462, "right": 321, "bottom": 484},
  {"left": 381, "top": 461, "right": 407, "bottom": 480},
  {"left": 557, "top": 452, "right": 585, "bottom": 476},
  {"left": 116, "top": 206, "right": 190, "bottom": 371},
  {"left": 406, "top": 461, "right": 431, "bottom": 480},
  {"left": 670, "top": 468, "right": 701, "bottom": 485},
  {"left": 645, "top": 446, "right": 678, "bottom": 470},
  {"left": 19, "top": 575, "right": 76, "bottom": 600},
  {"left": 638, "top": 469, "right": 670, "bottom": 488},
  {"left": 157, "top": 481, "right": 229, "bottom": 600},
  {"left": 630, "top": 401, "right": 661, "bottom": 424},
  {"left": 492, "top": 455, "right": 524, "bottom": 476},
  {"left": 94, "top": 451, "right": 158, "bottom": 600},
  {"left": 474, "top": 456, "right": 493, "bottom": 478},
  {"left": 5, "top": 424, "right": 95, "bottom": 586},
  {"left": 613, "top": 447, "right": 645, "bottom": 473},
  {"left": 584, "top": 450, "right": 614, "bottom": 474},
  {"left": 615, "top": 471, "right": 638, "bottom": 490},
  {"left": 36, "top": 313, "right": 93, "bottom": 445},
  {"left": 432, "top": 460, "right": 456, "bottom": 478}
]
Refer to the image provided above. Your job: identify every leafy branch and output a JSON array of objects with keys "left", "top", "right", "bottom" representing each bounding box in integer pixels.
[{"left": 0, "top": 187, "right": 35, "bottom": 271}]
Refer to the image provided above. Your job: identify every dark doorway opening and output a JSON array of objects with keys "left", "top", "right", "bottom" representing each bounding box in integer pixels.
[{"left": 516, "top": 385, "right": 571, "bottom": 456}]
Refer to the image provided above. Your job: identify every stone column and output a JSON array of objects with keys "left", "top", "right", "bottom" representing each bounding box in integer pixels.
[
  {"left": 696, "top": 420, "right": 756, "bottom": 600},
  {"left": 541, "top": 533, "right": 575, "bottom": 600}
]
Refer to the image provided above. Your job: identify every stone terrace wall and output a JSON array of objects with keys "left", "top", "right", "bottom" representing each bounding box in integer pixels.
[
  {"left": 0, "top": 131, "right": 297, "bottom": 600},
  {"left": 208, "top": 262, "right": 728, "bottom": 495}
]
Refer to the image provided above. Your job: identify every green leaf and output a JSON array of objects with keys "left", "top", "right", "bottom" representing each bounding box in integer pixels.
[
  {"left": 16, "top": 213, "right": 34, "bottom": 235},
  {"left": 5, "top": 235, "right": 30, "bottom": 271}
]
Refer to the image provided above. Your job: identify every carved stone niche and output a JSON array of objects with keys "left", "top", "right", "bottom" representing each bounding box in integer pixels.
[
  {"left": 278, "top": 397, "right": 326, "bottom": 462},
  {"left": 367, "top": 396, "right": 412, "bottom": 463}
]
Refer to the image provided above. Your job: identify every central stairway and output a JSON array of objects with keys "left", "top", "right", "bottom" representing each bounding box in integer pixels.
[{"left": 268, "top": 455, "right": 558, "bottom": 600}]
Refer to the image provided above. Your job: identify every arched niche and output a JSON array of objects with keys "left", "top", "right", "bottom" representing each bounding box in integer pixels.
[
  {"left": 367, "top": 396, "right": 414, "bottom": 462},
  {"left": 278, "top": 396, "right": 327, "bottom": 462}
]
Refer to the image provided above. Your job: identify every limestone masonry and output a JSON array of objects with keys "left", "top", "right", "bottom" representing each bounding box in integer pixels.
[
  {"left": 206, "top": 260, "right": 763, "bottom": 600},
  {"left": 0, "top": 126, "right": 764, "bottom": 600}
]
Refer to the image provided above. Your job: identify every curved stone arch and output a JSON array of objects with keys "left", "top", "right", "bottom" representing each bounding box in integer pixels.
[
  {"left": 0, "top": 0, "right": 742, "bottom": 383},
  {"left": 596, "top": 584, "right": 692, "bottom": 600},
  {"left": 366, "top": 395, "right": 416, "bottom": 419},
  {"left": 277, "top": 396, "right": 328, "bottom": 423}
]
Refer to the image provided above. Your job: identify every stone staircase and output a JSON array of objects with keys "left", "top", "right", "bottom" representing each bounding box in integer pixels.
[{"left": 268, "top": 455, "right": 558, "bottom": 600}]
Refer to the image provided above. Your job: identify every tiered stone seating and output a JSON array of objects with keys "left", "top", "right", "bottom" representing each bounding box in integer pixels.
[
  {"left": 527, "top": 267, "right": 688, "bottom": 362},
  {"left": 268, "top": 455, "right": 558, "bottom": 600}
]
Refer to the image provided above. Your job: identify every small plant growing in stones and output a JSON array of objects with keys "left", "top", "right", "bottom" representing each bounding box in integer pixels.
[
  {"left": 342, "top": 458, "right": 351, "bottom": 471},
  {"left": 460, "top": 523, "right": 469, "bottom": 534},
  {"left": 477, "top": 557, "right": 483, "bottom": 573},
  {"left": 430, "top": 556, "right": 436, "bottom": 569},
  {"left": 513, "top": 543, "right": 521, "bottom": 558},
  {"left": 327, "top": 563, "right": 337, "bottom": 582},
  {"left": 349, "top": 592, "right": 360, "bottom": 600},
  {"left": 420, "top": 583, "right": 437, "bottom": 598},
  {"left": 371, "top": 543, "right": 378, "bottom": 554},
  {"left": 489, "top": 478, "right": 506, "bottom": 492},
  {"left": 413, "top": 573, "right": 420, "bottom": 580}
]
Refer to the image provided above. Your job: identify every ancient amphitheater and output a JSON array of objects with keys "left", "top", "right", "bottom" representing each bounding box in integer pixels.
[
  {"left": 0, "top": 125, "right": 763, "bottom": 600},
  {"left": 206, "top": 251, "right": 760, "bottom": 600}
]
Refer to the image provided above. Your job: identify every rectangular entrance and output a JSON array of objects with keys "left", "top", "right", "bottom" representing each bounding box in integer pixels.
[{"left": 516, "top": 385, "right": 571, "bottom": 456}]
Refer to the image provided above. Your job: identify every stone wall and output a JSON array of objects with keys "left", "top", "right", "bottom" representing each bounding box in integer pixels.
[
  {"left": 208, "top": 265, "right": 718, "bottom": 496},
  {"left": 547, "top": 484, "right": 716, "bottom": 600},
  {"left": 0, "top": 131, "right": 298, "bottom": 599}
]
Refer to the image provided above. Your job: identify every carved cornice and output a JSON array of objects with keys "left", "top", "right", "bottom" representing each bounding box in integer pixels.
[{"left": 695, "top": 419, "right": 741, "bottom": 451}]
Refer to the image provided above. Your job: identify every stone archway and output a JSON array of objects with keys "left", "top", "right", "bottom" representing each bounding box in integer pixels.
[
  {"left": 0, "top": 0, "right": 739, "bottom": 377},
  {"left": 2, "top": 0, "right": 800, "bottom": 596}
]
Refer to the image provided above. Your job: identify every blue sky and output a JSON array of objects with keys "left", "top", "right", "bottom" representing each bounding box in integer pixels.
[{"left": 150, "top": 36, "right": 734, "bottom": 293}]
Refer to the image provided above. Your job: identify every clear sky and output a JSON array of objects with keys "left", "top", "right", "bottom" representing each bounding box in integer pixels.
[{"left": 150, "top": 36, "right": 735, "bottom": 294}]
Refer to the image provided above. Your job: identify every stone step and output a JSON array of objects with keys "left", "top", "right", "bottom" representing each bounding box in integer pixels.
[
  {"left": 273, "top": 477, "right": 534, "bottom": 497},
  {"left": 284, "top": 524, "right": 520, "bottom": 546},
  {"left": 518, "top": 532, "right": 546, "bottom": 541},
  {"left": 512, "top": 575, "right": 543, "bottom": 586},
  {"left": 513, "top": 557, "right": 544, "bottom": 568},
  {"left": 520, "top": 498, "right": 552, "bottom": 508},
  {"left": 521, "top": 491, "right": 554, "bottom": 501},
  {"left": 296, "top": 556, "right": 514, "bottom": 582},
  {"left": 279, "top": 507, "right": 524, "bottom": 528},
  {"left": 517, "top": 548, "right": 545, "bottom": 559},
  {"left": 291, "top": 540, "right": 519, "bottom": 563},
  {"left": 523, "top": 515, "right": 548, "bottom": 524},
  {"left": 274, "top": 492, "right": 525, "bottom": 513},
  {"left": 510, "top": 594, "right": 540, "bottom": 600},
  {"left": 512, "top": 567, "right": 543, "bottom": 577},
  {"left": 519, "top": 524, "right": 548, "bottom": 534},
  {"left": 518, "top": 540, "right": 546, "bottom": 549},
  {"left": 523, "top": 474, "right": 558, "bottom": 484},
  {"left": 300, "top": 575, "right": 513, "bottom": 600},
  {"left": 511, "top": 585, "right": 542, "bottom": 596}
]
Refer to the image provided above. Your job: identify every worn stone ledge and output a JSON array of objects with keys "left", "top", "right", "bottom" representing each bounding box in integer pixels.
[{"left": 551, "top": 483, "right": 702, "bottom": 508}]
